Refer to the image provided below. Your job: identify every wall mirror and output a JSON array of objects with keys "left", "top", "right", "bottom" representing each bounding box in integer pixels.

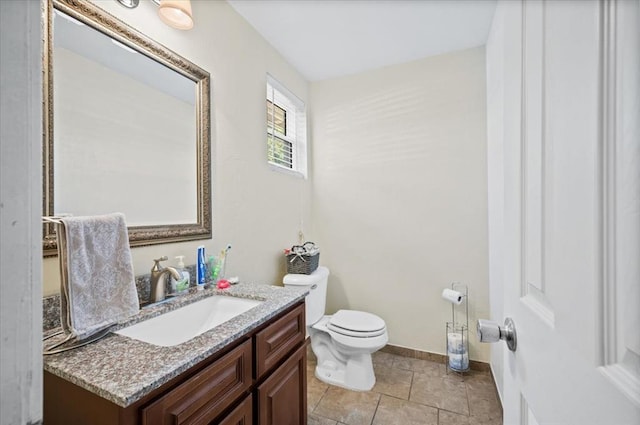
[{"left": 43, "top": 0, "right": 211, "bottom": 256}]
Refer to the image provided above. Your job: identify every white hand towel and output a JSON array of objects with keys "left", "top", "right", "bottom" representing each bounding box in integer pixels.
[{"left": 57, "top": 213, "right": 139, "bottom": 340}]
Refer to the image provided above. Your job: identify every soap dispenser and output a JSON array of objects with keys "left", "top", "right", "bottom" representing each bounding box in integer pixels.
[{"left": 172, "top": 255, "right": 190, "bottom": 293}]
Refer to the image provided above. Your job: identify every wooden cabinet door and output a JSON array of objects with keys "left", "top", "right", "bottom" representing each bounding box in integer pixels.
[
  {"left": 256, "top": 342, "right": 307, "bottom": 425},
  {"left": 218, "top": 394, "right": 252, "bottom": 425}
]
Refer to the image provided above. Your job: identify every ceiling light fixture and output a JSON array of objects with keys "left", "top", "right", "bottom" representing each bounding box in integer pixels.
[
  {"left": 157, "top": 0, "right": 194, "bottom": 30},
  {"left": 115, "top": 0, "right": 140, "bottom": 8}
]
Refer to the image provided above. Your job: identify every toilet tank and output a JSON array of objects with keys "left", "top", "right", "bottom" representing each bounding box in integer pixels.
[{"left": 283, "top": 266, "right": 329, "bottom": 326}]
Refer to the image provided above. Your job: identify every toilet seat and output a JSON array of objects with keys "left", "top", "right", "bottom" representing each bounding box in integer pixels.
[
  {"left": 312, "top": 310, "right": 387, "bottom": 339},
  {"left": 327, "top": 310, "right": 386, "bottom": 338},
  {"left": 327, "top": 325, "right": 387, "bottom": 338}
]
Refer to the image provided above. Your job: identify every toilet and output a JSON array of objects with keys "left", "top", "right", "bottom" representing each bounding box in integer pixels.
[{"left": 283, "top": 266, "right": 388, "bottom": 391}]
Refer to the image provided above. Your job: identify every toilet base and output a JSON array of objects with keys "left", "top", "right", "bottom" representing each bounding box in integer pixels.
[
  {"left": 314, "top": 355, "right": 376, "bottom": 391},
  {"left": 308, "top": 318, "right": 386, "bottom": 392}
]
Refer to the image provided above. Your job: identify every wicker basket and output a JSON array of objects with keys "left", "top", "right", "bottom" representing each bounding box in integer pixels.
[{"left": 286, "top": 252, "right": 320, "bottom": 275}]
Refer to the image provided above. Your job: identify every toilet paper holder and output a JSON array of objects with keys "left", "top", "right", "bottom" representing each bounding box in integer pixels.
[
  {"left": 444, "top": 282, "right": 470, "bottom": 374},
  {"left": 477, "top": 317, "right": 517, "bottom": 352}
]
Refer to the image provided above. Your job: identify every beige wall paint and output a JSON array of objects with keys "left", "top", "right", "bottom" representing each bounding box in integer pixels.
[
  {"left": 43, "top": 0, "right": 311, "bottom": 295},
  {"left": 310, "top": 47, "right": 490, "bottom": 361}
]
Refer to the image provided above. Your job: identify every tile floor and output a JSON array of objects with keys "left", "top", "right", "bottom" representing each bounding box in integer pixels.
[{"left": 307, "top": 350, "right": 503, "bottom": 425}]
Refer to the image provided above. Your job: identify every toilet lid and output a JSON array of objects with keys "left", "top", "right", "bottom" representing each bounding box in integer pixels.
[{"left": 327, "top": 310, "right": 386, "bottom": 337}]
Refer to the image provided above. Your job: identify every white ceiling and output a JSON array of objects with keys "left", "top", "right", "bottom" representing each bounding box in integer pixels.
[{"left": 227, "top": 0, "right": 497, "bottom": 82}]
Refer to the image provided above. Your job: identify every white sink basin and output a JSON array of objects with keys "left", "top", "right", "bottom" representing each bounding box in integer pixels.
[{"left": 115, "top": 295, "right": 262, "bottom": 347}]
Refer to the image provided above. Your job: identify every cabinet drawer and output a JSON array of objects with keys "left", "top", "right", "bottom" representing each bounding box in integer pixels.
[
  {"left": 142, "top": 339, "right": 252, "bottom": 425},
  {"left": 218, "top": 393, "right": 252, "bottom": 425},
  {"left": 257, "top": 342, "right": 307, "bottom": 425},
  {"left": 255, "top": 303, "right": 305, "bottom": 379}
]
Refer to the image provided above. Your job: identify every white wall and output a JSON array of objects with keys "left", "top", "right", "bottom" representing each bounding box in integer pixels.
[
  {"left": 0, "top": 1, "right": 43, "bottom": 423},
  {"left": 43, "top": 0, "right": 311, "bottom": 295},
  {"left": 311, "top": 47, "right": 490, "bottom": 361}
]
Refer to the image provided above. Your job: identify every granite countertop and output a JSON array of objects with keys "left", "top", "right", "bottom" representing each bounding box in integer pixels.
[{"left": 43, "top": 282, "right": 308, "bottom": 408}]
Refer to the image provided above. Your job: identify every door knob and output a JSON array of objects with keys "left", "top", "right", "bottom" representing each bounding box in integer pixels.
[{"left": 477, "top": 317, "right": 517, "bottom": 352}]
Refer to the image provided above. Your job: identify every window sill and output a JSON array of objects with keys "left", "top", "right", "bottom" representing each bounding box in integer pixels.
[{"left": 268, "top": 163, "right": 306, "bottom": 179}]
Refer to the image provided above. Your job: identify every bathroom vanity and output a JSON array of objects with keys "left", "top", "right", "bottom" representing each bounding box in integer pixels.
[{"left": 43, "top": 284, "right": 308, "bottom": 425}]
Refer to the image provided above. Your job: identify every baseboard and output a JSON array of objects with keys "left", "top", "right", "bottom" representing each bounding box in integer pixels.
[
  {"left": 379, "top": 343, "right": 491, "bottom": 372},
  {"left": 489, "top": 364, "right": 504, "bottom": 411}
]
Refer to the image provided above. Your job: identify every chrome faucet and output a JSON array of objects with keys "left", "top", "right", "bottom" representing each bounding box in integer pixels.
[{"left": 149, "top": 256, "right": 182, "bottom": 303}]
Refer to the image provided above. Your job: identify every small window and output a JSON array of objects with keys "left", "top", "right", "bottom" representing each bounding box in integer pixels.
[{"left": 266, "top": 75, "right": 307, "bottom": 177}]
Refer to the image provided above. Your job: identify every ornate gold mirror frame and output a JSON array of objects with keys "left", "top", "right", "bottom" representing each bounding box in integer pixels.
[{"left": 43, "top": 0, "right": 211, "bottom": 256}]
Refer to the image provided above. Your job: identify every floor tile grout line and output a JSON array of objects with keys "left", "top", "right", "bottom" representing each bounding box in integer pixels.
[
  {"left": 465, "top": 374, "right": 471, "bottom": 417},
  {"left": 438, "top": 406, "right": 471, "bottom": 417},
  {"left": 371, "top": 389, "right": 412, "bottom": 403},
  {"left": 408, "top": 370, "right": 415, "bottom": 402},
  {"left": 311, "top": 384, "right": 330, "bottom": 413},
  {"left": 309, "top": 410, "right": 339, "bottom": 425},
  {"left": 369, "top": 393, "right": 383, "bottom": 425}
]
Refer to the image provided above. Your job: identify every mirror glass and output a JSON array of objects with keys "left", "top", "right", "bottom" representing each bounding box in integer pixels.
[
  {"left": 53, "top": 10, "right": 197, "bottom": 226},
  {"left": 44, "top": 0, "right": 211, "bottom": 256}
]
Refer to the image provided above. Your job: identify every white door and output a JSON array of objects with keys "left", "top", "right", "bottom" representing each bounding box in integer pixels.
[{"left": 487, "top": 1, "right": 640, "bottom": 424}]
